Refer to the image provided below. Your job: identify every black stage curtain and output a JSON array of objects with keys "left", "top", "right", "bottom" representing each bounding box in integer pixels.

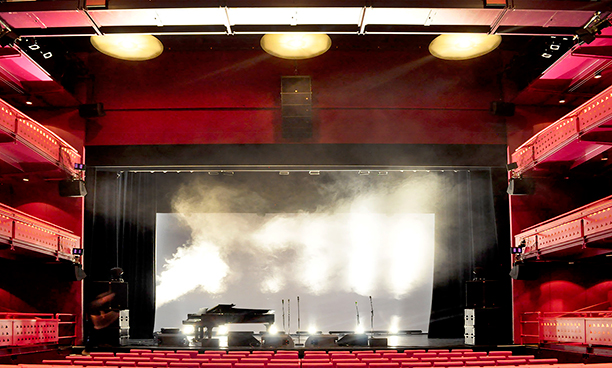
[
  {"left": 84, "top": 168, "right": 508, "bottom": 339},
  {"left": 427, "top": 169, "right": 509, "bottom": 339},
  {"left": 84, "top": 170, "right": 157, "bottom": 339}
]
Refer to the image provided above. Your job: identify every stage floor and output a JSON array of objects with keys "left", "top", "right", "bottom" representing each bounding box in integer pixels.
[{"left": 124, "top": 334, "right": 472, "bottom": 350}]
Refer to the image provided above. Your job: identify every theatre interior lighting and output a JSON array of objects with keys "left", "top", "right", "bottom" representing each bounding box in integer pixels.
[
  {"left": 90, "top": 34, "right": 164, "bottom": 61},
  {"left": 429, "top": 33, "right": 502, "bottom": 60},
  {"left": 261, "top": 33, "right": 332, "bottom": 60}
]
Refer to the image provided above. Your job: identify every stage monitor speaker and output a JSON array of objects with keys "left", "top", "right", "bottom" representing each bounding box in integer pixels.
[
  {"left": 156, "top": 330, "right": 188, "bottom": 347},
  {"left": 261, "top": 333, "right": 294, "bottom": 348},
  {"left": 228, "top": 331, "right": 261, "bottom": 347},
  {"left": 507, "top": 178, "right": 535, "bottom": 195},
  {"left": 79, "top": 103, "right": 105, "bottom": 118},
  {"left": 369, "top": 337, "right": 388, "bottom": 347},
  {"left": 305, "top": 334, "right": 338, "bottom": 347},
  {"left": 59, "top": 179, "right": 87, "bottom": 197},
  {"left": 337, "top": 333, "right": 368, "bottom": 347},
  {"left": 490, "top": 101, "right": 515, "bottom": 116},
  {"left": 509, "top": 263, "right": 538, "bottom": 280}
]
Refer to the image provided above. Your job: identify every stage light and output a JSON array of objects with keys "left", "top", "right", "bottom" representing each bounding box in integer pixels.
[
  {"left": 308, "top": 326, "right": 318, "bottom": 335},
  {"left": 595, "top": 71, "right": 603, "bottom": 79},
  {"left": 429, "top": 34, "right": 502, "bottom": 60},
  {"left": 355, "top": 324, "right": 365, "bottom": 334},
  {"left": 260, "top": 33, "right": 331, "bottom": 60},
  {"left": 217, "top": 325, "right": 229, "bottom": 335},
  {"left": 269, "top": 324, "right": 278, "bottom": 334},
  {"left": 559, "top": 96, "right": 566, "bottom": 104},
  {"left": 90, "top": 34, "right": 163, "bottom": 61},
  {"left": 181, "top": 325, "right": 195, "bottom": 335}
]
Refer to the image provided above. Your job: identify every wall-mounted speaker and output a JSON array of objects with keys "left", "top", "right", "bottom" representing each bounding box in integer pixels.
[
  {"left": 509, "top": 263, "right": 538, "bottom": 280},
  {"left": 507, "top": 178, "right": 535, "bottom": 195},
  {"left": 59, "top": 179, "right": 87, "bottom": 197},
  {"left": 281, "top": 76, "right": 312, "bottom": 139},
  {"left": 79, "top": 103, "right": 105, "bottom": 118},
  {"left": 490, "top": 101, "right": 515, "bottom": 116}
]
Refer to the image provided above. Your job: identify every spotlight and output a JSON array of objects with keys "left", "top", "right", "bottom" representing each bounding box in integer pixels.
[
  {"left": 90, "top": 34, "right": 163, "bottom": 61},
  {"left": 575, "top": 12, "right": 611, "bottom": 44},
  {"left": 261, "top": 34, "right": 331, "bottom": 60},
  {"left": 559, "top": 96, "right": 566, "bottom": 104},
  {"left": 595, "top": 71, "right": 603, "bottom": 79},
  {"left": 429, "top": 33, "right": 502, "bottom": 60}
]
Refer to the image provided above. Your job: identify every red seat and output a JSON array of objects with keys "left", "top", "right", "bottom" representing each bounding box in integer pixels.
[
  {"left": 201, "top": 364, "right": 233, "bottom": 368},
  {"left": 118, "top": 354, "right": 142, "bottom": 358},
  {"left": 496, "top": 359, "right": 527, "bottom": 366},
  {"left": 336, "top": 363, "right": 368, "bottom": 368},
  {"left": 268, "top": 363, "right": 300, "bottom": 368},
  {"left": 123, "top": 358, "right": 152, "bottom": 362},
  {"left": 91, "top": 353, "right": 116, "bottom": 358},
  {"left": 404, "top": 351, "right": 427, "bottom": 358},
  {"left": 400, "top": 363, "right": 432, "bottom": 368},
  {"left": 234, "top": 363, "right": 266, "bottom": 368},
  {"left": 68, "top": 356, "right": 93, "bottom": 361},
  {"left": 166, "top": 354, "right": 191, "bottom": 360},
  {"left": 527, "top": 359, "right": 558, "bottom": 365},
  {"left": 369, "top": 363, "right": 400, "bottom": 368},
  {"left": 204, "top": 351, "right": 226, "bottom": 355},
  {"left": 169, "top": 363, "right": 200, "bottom": 368},
  {"left": 303, "top": 363, "right": 335, "bottom": 368},
  {"left": 175, "top": 351, "right": 198, "bottom": 358},
  {"left": 413, "top": 354, "right": 437, "bottom": 360},
  {"left": 465, "top": 362, "right": 494, "bottom": 367},
  {"left": 74, "top": 361, "right": 105, "bottom": 366},
  {"left": 333, "top": 359, "right": 362, "bottom": 366},
  {"left": 428, "top": 351, "right": 449, "bottom": 355},
  {"left": 487, "top": 352, "right": 512, "bottom": 358},
  {"left": 132, "top": 350, "right": 153, "bottom": 355},
  {"left": 42, "top": 360, "right": 72, "bottom": 365},
  {"left": 239, "top": 359, "right": 269, "bottom": 364},
  {"left": 433, "top": 362, "right": 463, "bottom": 367},
  {"left": 116, "top": 362, "right": 138, "bottom": 367},
  {"left": 137, "top": 362, "right": 168, "bottom": 367},
  {"left": 211, "top": 359, "right": 239, "bottom": 364},
  {"left": 437, "top": 354, "right": 462, "bottom": 359},
  {"left": 451, "top": 350, "right": 472, "bottom": 353}
]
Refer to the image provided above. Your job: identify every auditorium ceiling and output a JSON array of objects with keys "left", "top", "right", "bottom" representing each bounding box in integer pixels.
[{"left": 0, "top": 0, "right": 610, "bottom": 110}]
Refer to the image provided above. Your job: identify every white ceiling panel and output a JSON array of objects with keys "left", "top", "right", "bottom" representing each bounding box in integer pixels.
[
  {"left": 228, "top": 7, "right": 362, "bottom": 26},
  {"left": 363, "top": 8, "right": 431, "bottom": 25}
]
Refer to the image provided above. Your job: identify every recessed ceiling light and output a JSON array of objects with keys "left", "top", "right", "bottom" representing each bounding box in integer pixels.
[
  {"left": 559, "top": 97, "right": 566, "bottom": 104},
  {"left": 594, "top": 71, "right": 602, "bottom": 79},
  {"left": 90, "top": 34, "right": 164, "bottom": 61},
  {"left": 260, "top": 33, "right": 331, "bottom": 60},
  {"left": 429, "top": 33, "right": 502, "bottom": 60}
]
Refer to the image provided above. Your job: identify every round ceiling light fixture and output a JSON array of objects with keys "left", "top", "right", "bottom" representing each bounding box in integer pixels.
[
  {"left": 429, "top": 33, "right": 502, "bottom": 60},
  {"left": 260, "top": 33, "right": 332, "bottom": 60},
  {"left": 90, "top": 34, "right": 164, "bottom": 61}
]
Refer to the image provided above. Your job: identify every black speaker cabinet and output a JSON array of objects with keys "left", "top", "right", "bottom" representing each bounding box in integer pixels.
[
  {"left": 261, "top": 333, "right": 294, "bottom": 348},
  {"left": 305, "top": 334, "right": 338, "bottom": 347},
  {"left": 228, "top": 331, "right": 260, "bottom": 347},
  {"left": 281, "top": 76, "right": 312, "bottom": 139},
  {"left": 59, "top": 179, "right": 87, "bottom": 197},
  {"left": 507, "top": 178, "right": 535, "bottom": 195},
  {"left": 490, "top": 101, "right": 515, "bottom": 116},
  {"left": 509, "top": 263, "right": 538, "bottom": 280},
  {"left": 466, "top": 280, "right": 500, "bottom": 308}
]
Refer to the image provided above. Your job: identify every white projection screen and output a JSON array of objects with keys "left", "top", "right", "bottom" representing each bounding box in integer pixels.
[
  {"left": 155, "top": 212, "right": 435, "bottom": 334},
  {"left": 154, "top": 171, "right": 438, "bottom": 336}
]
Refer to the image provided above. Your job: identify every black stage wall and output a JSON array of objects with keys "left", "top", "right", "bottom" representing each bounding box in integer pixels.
[{"left": 84, "top": 143, "right": 511, "bottom": 340}]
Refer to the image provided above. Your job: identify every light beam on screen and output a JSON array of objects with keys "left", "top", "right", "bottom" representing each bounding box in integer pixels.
[
  {"left": 156, "top": 240, "right": 229, "bottom": 307},
  {"left": 387, "top": 217, "right": 434, "bottom": 298},
  {"left": 347, "top": 213, "right": 378, "bottom": 296},
  {"left": 388, "top": 315, "right": 400, "bottom": 334}
]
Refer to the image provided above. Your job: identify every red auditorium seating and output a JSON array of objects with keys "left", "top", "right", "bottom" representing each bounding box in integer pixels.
[
  {"left": 465, "top": 361, "right": 495, "bottom": 367},
  {"left": 239, "top": 358, "right": 269, "bottom": 364},
  {"left": 487, "top": 352, "right": 512, "bottom": 358},
  {"left": 210, "top": 358, "right": 239, "bottom": 364},
  {"left": 91, "top": 353, "right": 115, "bottom": 358},
  {"left": 42, "top": 360, "right": 72, "bottom": 365},
  {"left": 131, "top": 350, "right": 153, "bottom": 355},
  {"left": 137, "top": 362, "right": 167, "bottom": 367},
  {"left": 201, "top": 363, "right": 232, "bottom": 368},
  {"left": 234, "top": 363, "right": 266, "bottom": 368},
  {"left": 528, "top": 359, "right": 558, "bottom": 364},
  {"left": 268, "top": 363, "right": 300, "bottom": 368},
  {"left": 401, "top": 362, "right": 432, "bottom": 367},
  {"left": 404, "top": 351, "right": 427, "bottom": 358},
  {"left": 413, "top": 354, "right": 437, "bottom": 359},
  {"left": 336, "top": 362, "right": 368, "bottom": 368},
  {"left": 302, "top": 362, "right": 335, "bottom": 368},
  {"left": 496, "top": 359, "right": 527, "bottom": 366},
  {"left": 169, "top": 363, "right": 199, "bottom": 368},
  {"left": 369, "top": 362, "right": 401, "bottom": 368}
]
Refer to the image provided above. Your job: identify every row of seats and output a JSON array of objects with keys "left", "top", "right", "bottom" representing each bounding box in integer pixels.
[{"left": 38, "top": 350, "right": 558, "bottom": 368}]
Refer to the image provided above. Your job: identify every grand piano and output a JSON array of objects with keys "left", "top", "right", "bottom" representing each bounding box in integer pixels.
[{"left": 182, "top": 304, "right": 275, "bottom": 340}]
